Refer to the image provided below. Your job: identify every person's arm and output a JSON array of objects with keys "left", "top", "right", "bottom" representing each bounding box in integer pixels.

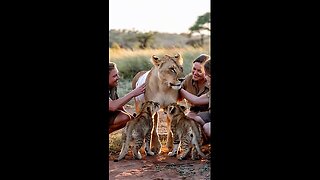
[
  {"left": 109, "top": 83, "right": 146, "bottom": 112},
  {"left": 179, "top": 88, "right": 209, "bottom": 105}
]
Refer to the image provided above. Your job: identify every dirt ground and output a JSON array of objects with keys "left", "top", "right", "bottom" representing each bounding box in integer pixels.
[{"left": 109, "top": 105, "right": 212, "bottom": 180}]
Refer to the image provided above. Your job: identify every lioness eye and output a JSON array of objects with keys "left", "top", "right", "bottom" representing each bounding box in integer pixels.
[{"left": 170, "top": 68, "right": 176, "bottom": 73}]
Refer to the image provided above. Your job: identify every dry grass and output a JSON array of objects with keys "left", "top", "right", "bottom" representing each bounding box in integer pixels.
[
  {"left": 109, "top": 129, "right": 124, "bottom": 155},
  {"left": 109, "top": 47, "right": 210, "bottom": 77},
  {"left": 109, "top": 46, "right": 210, "bottom": 61}
]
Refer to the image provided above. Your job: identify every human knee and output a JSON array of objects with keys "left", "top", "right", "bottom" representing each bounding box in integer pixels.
[
  {"left": 190, "top": 115, "right": 205, "bottom": 125},
  {"left": 118, "top": 112, "right": 131, "bottom": 122},
  {"left": 203, "top": 123, "right": 211, "bottom": 137},
  {"left": 112, "top": 112, "right": 131, "bottom": 128},
  {"left": 186, "top": 112, "right": 197, "bottom": 119}
]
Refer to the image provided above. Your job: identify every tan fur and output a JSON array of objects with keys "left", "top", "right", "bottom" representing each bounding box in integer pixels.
[
  {"left": 132, "top": 54, "right": 185, "bottom": 154},
  {"left": 164, "top": 103, "right": 207, "bottom": 160},
  {"left": 116, "top": 101, "right": 160, "bottom": 161}
]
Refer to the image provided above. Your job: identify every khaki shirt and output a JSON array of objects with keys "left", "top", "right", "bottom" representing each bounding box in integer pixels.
[
  {"left": 206, "top": 90, "right": 211, "bottom": 114},
  {"left": 182, "top": 73, "right": 210, "bottom": 113},
  {"left": 108, "top": 87, "right": 120, "bottom": 124}
]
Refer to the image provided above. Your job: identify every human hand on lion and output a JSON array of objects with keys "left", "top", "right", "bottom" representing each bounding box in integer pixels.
[{"left": 131, "top": 83, "right": 146, "bottom": 97}]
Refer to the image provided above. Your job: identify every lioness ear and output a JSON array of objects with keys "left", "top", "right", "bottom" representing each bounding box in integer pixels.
[
  {"left": 151, "top": 55, "right": 163, "bottom": 66},
  {"left": 174, "top": 53, "right": 183, "bottom": 66}
]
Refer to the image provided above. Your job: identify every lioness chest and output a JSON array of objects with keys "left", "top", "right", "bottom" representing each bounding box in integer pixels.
[{"left": 149, "top": 92, "right": 178, "bottom": 108}]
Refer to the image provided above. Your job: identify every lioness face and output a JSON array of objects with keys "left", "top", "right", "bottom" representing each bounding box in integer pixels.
[{"left": 151, "top": 54, "right": 185, "bottom": 90}]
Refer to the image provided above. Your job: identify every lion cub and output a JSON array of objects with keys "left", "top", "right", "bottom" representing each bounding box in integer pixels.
[
  {"left": 164, "top": 103, "right": 207, "bottom": 160},
  {"left": 115, "top": 101, "right": 160, "bottom": 161}
]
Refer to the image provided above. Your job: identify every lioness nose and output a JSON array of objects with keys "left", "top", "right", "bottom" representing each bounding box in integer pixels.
[{"left": 178, "top": 78, "right": 185, "bottom": 82}]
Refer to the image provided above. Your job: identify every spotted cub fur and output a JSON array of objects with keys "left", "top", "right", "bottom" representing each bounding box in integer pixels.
[
  {"left": 115, "top": 101, "right": 160, "bottom": 161},
  {"left": 164, "top": 103, "right": 207, "bottom": 160}
]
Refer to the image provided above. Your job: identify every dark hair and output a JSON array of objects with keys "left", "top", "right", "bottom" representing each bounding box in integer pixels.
[
  {"left": 109, "top": 62, "right": 117, "bottom": 74},
  {"left": 204, "top": 59, "right": 211, "bottom": 76},
  {"left": 192, "top": 54, "right": 210, "bottom": 64}
]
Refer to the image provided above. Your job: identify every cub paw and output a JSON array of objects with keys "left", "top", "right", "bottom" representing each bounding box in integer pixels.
[
  {"left": 166, "top": 145, "right": 173, "bottom": 152},
  {"left": 134, "top": 152, "right": 142, "bottom": 160},
  {"left": 178, "top": 155, "right": 187, "bottom": 160},
  {"left": 191, "top": 154, "right": 200, "bottom": 160},
  {"left": 151, "top": 146, "right": 161, "bottom": 155},
  {"left": 144, "top": 147, "right": 155, "bottom": 156}
]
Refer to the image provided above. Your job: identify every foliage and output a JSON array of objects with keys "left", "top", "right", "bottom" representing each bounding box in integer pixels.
[
  {"left": 136, "top": 32, "right": 155, "bottom": 49},
  {"left": 109, "top": 29, "right": 210, "bottom": 50},
  {"left": 189, "top": 12, "right": 211, "bottom": 33},
  {"left": 189, "top": 12, "right": 211, "bottom": 47},
  {"left": 111, "top": 42, "right": 121, "bottom": 49}
]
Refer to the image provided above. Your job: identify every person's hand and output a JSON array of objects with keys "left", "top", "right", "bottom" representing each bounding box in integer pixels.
[{"left": 131, "top": 83, "right": 146, "bottom": 97}]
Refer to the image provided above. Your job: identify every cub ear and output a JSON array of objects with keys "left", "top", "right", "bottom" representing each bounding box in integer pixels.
[
  {"left": 132, "top": 112, "right": 137, "bottom": 117},
  {"left": 147, "top": 106, "right": 151, "bottom": 114},
  {"left": 169, "top": 105, "right": 176, "bottom": 114},
  {"left": 179, "top": 105, "right": 187, "bottom": 112},
  {"left": 174, "top": 53, "right": 183, "bottom": 66}
]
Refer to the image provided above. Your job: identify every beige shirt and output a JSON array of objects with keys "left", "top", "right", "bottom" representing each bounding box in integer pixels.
[{"left": 109, "top": 87, "right": 119, "bottom": 101}]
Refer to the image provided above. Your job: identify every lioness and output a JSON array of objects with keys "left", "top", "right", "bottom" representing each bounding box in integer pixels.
[
  {"left": 132, "top": 54, "right": 185, "bottom": 154},
  {"left": 115, "top": 101, "right": 160, "bottom": 161},
  {"left": 164, "top": 103, "right": 207, "bottom": 160}
]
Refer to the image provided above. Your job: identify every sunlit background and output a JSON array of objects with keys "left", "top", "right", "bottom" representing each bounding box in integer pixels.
[
  {"left": 109, "top": 0, "right": 210, "bottom": 34},
  {"left": 109, "top": 0, "right": 211, "bottom": 98}
]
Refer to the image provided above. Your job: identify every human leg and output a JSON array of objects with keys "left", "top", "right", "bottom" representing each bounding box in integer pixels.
[
  {"left": 186, "top": 111, "right": 205, "bottom": 125},
  {"left": 203, "top": 122, "right": 211, "bottom": 138},
  {"left": 109, "top": 111, "right": 132, "bottom": 134}
]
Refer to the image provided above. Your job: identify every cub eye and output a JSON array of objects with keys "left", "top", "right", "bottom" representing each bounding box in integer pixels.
[{"left": 170, "top": 67, "right": 176, "bottom": 73}]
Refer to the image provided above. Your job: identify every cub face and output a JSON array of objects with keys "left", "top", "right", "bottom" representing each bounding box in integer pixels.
[
  {"left": 164, "top": 103, "right": 187, "bottom": 118},
  {"left": 141, "top": 101, "right": 160, "bottom": 115}
]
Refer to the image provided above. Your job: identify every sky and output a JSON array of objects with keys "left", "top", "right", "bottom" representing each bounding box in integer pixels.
[{"left": 109, "top": 0, "right": 210, "bottom": 34}]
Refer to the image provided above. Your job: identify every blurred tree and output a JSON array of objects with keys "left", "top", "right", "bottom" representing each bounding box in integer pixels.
[
  {"left": 189, "top": 12, "right": 210, "bottom": 47},
  {"left": 186, "top": 39, "right": 202, "bottom": 48},
  {"left": 136, "top": 32, "right": 155, "bottom": 49}
]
